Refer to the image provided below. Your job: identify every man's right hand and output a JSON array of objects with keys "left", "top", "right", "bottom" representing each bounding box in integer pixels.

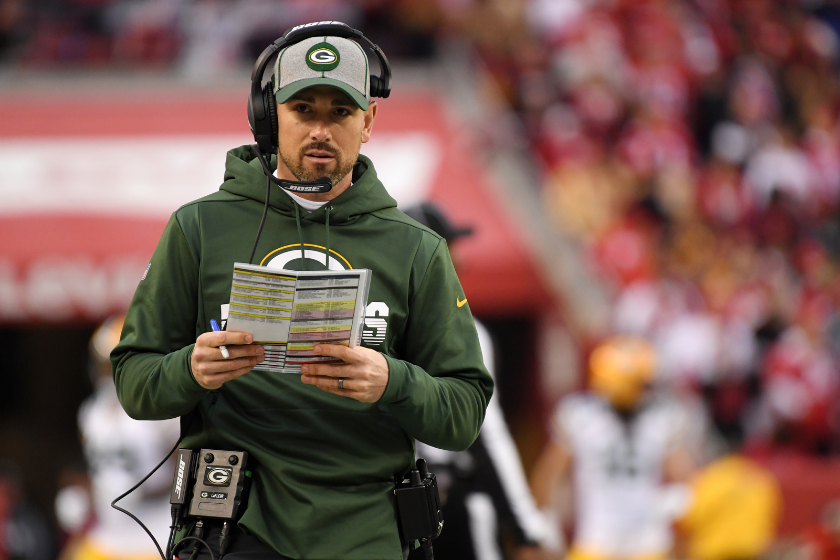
[{"left": 191, "top": 331, "right": 264, "bottom": 389}]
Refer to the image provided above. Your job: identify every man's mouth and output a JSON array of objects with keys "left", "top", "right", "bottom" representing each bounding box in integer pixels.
[{"left": 304, "top": 150, "right": 335, "bottom": 162}]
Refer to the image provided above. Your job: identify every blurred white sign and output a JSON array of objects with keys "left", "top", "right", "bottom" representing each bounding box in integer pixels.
[
  {"left": 0, "top": 133, "right": 439, "bottom": 216},
  {"left": 361, "top": 132, "right": 439, "bottom": 208}
]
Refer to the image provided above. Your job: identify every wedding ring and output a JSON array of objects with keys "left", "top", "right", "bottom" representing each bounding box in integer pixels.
[{"left": 338, "top": 377, "right": 344, "bottom": 390}]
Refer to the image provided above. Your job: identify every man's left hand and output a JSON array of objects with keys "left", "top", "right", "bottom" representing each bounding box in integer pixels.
[{"left": 300, "top": 344, "right": 389, "bottom": 403}]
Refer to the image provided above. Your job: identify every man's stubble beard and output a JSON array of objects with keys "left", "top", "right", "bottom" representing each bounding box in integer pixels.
[{"left": 279, "top": 141, "right": 358, "bottom": 186}]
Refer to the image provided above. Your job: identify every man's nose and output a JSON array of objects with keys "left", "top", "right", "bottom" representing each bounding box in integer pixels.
[{"left": 310, "top": 118, "right": 331, "bottom": 142}]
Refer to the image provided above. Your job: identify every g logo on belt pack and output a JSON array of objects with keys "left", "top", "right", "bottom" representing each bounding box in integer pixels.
[
  {"left": 306, "top": 42, "right": 340, "bottom": 71},
  {"left": 204, "top": 466, "right": 233, "bottom": 487}
]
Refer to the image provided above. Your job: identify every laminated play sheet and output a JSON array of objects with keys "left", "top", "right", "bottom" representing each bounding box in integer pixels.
[{"left": 225, "top": 262, "right": 371, "bottom": 373}]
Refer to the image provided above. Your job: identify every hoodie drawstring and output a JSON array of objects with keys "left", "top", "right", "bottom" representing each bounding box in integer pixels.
[
  {"left": 293, "top": 202, "right": 307, "bottom": 271},
  {"left": 324, "top": 206, "right": 332, "bottom": 271}
]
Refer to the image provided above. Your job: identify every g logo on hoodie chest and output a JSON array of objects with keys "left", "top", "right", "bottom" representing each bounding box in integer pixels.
[
  {"left": 261, "top": 244, "right": 351, "bottom": 272},
  {"left": 259, "top": 246, "right": 390, "bottom": 348}
]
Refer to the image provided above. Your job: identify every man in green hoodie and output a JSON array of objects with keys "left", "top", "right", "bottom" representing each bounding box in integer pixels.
[{"left": 111, "top": 25, "right": 493, "bottom": 560}]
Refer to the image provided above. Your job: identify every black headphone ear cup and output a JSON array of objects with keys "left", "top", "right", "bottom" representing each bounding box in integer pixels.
[
  {"left": 248, "top": 93, "right": 257, "bottom": 136},
  {"left": 254, "top": 82, "right": 278, "bottom": 154},
  {"left": 369, "top": 75, "right": 382, "bottom": 98},
  {"left": 264, "top": 83, "right": 278, "bottom": 150}
]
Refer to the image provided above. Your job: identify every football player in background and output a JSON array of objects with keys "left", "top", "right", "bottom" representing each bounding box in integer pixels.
[
  {"left": 56, "top": 316, "right": 180, "bottom": 560},
  {"left": 531, "top": 336, "right": 696, "bottom": 560}
]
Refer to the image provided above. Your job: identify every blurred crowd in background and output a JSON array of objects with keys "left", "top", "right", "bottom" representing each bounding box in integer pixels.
[
  {"left": 0, "top": 0, "right": 445, "bottom": 72},
  {"left": 487, "top": 0, "right": 840, "bottom": 458},
  {"left": 2, "top": 0, "right": 840, "bottom": 559},
  {"left": 471, "top": 0, "right": 840, "bottom": 556}
]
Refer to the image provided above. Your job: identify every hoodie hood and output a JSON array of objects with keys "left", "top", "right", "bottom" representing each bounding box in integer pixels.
[{"left": 219, "top": 145, "right": 397, "bottom": 224}]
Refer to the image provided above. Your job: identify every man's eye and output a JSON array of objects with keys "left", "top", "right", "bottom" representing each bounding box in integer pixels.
[
  {"left": 295, "top": 104, "right": 310, "bottom": 113},
  {"left": 335, "top": 108, "right": 350, "bottom": 117}
]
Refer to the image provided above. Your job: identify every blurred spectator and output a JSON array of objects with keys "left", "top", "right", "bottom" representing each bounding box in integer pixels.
[
  {"left": 798, "top": 500, "right": 840, "bottom": 560},
  {"left": 0, "top": 0, "right": 27, "bottom": 59},
  {"left": 0, "top": 461, "right": 53, "bottom": 560},
  {"left": 749, "top": 316, "right": 840, "bottom": 455}
]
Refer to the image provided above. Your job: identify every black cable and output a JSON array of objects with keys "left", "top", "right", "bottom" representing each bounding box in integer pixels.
[
  {"left": 187, "top": 522, "right": 204, "bottom": 560},
  {"left": 248, "top": 158, "right": 271, "bottom": 264},
  {"left": 110, "top": 435, "right": 183, "bottom": 560},
  {"left": 165, "top": 504, "right": 182, "bottom": 560},
  {"left": 170, "top": 536, "right": 216, "bottom": 560},
  {"left": 419, "top": 539, "right": 434, "bottom": 560},
  {"left": 111, "top": 414, "right": 195, "bottom": 560},
  {"left": 219, "top": 520, "right": 232, "bottom": 557},
  {"left": 248, "top": 146, "right": 272, "bottom": 265},
  {"left": 166, "top": 526, "right": 176, "bottom": 560}
]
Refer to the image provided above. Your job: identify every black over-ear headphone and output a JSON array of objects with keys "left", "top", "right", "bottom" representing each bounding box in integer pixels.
[{"left": 247, "top": 20, "right": 392, "bottom": 155}]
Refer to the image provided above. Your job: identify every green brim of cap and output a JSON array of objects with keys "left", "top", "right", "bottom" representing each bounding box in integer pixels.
[{"left": 275, "top": 77, "right": 369, "bottom": 110}]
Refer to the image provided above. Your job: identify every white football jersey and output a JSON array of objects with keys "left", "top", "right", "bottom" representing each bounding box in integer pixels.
[
  {"left": 553, "top": 393, "right": 690, "bottom": 557},
  {"left": 79, "top": 381, "right": 180, "bottom": 556}
]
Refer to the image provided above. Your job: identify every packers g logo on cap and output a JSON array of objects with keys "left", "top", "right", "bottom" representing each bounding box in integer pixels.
[{"left": 306, "top": 42, "right": 340, "bottom": 71}]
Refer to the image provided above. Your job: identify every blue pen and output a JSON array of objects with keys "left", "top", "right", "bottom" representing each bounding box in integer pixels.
[{"left": 210, "top": 319, "right": 230, "bottom": 359}]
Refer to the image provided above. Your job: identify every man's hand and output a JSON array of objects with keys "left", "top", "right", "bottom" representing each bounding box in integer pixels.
[
  {"left": 300, "top": 344, "right": 389, "bottom": 403},
  {"left": 191, "top": 331, "right": 264, "bottom": 390}
]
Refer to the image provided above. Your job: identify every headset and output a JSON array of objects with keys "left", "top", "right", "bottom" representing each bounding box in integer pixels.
[{"left": 247, "top": 20, "right": 392, "bottom": 155}]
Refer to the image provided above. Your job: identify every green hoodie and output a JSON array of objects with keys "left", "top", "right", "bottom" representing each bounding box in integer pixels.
[{"left": 111, "top": 146, "right": 493, "bottom": 560}]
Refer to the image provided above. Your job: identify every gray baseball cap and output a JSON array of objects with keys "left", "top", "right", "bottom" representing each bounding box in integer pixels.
[{"left": 274, "top": 36, "right": 370, "bottom": 110}]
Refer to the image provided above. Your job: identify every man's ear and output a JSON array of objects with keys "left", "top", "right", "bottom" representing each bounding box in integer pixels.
[{"left": 361, "top": 101, "right": 378, "bottom": 144}]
